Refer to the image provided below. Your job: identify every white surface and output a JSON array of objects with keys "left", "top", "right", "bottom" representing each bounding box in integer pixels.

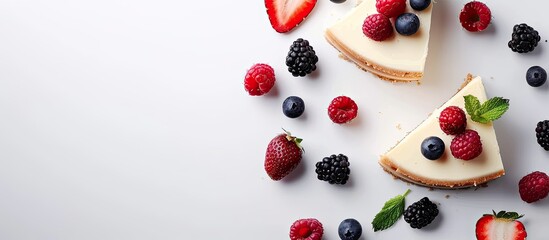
[{"left": 0, "top": 0, "right": 548, "bottom": 239}]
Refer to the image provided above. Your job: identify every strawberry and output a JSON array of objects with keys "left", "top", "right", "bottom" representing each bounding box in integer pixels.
[
  {"left": 264, "top": 130, "right": 303, "bottom": 180},
  {"left": 265, "top": 0, "right": 317, "bottom": 33},
  {"left": 475, "top": 211, "right": 527, "bottom": 240}
]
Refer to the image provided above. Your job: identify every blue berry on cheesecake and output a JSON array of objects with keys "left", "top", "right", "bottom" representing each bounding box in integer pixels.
[
  {"left": 421, "top": 136, "right": 445, "bottom": 160},
  {"left": 395, "top": 13, "right": 420, "bottom": 36},
  {"left": 410, "top": 0, "right": 431, "bottom": 11}
]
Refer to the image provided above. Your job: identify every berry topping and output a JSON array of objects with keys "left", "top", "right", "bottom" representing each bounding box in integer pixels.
[
  {"left": 315, "top": 154, "right": 351, "bottom": 184},
  {"left": 244, "top": 63, "right": 276, "bottom": 96},
  {"left": 328, "top": 96, "right": 358, "bottom": 124},
  {"left": 265, "top": 0, "right": 317, "bottom": 33},
  {"left": 439, "top": 106, "right": 467, "bottom": 135},
  {"left": 450, "top": 129, "right": 483, "bottom": 160},
  {"left": 362, "top": 13, "right": 394, "bottom": 41},
  {"left": 289, "top": 218, "right": 323, "bottom": 240},
  {"left": 395, "top": 13, "right": 420, "bottom": 36},
  {"left": 476, "top": 211, "right": 527, "bottom": 240},
  {"left": 421, "top": 136, "right": 445, "bottom": 160},
  {"left": 526, "top": 66, "right": 547, "bottom": 87},
  {"left": 410, "top": 0, "right": 431, "bottom": 11},
  {"left": 286, "top": 38, "right": 319, "bottom": 77},
  {"left": 536, "top": 120, "right": 549, "bottom": 151},
  {"left": 283, "top": 96, "right": 305, "bottom": 118},
  {"left": 330, "top": 0, "right": 346, "bottom": 3},
  {"left": 403, "top": 197, "right": 439, "bottom": 229},
  {"left": 519, "top": 171, "right": 549, "bottom": 203},
  {"left": 338, "top": 218, "right": 362, "bottom": 240},
  {"left": 264, "top": 130, "right": 303, "bottom": 180},
  {"left": 375, "top": 0, "right": 406, "bottom": 18},
  {"left": 508, "top": 23, "right": 541, "bottom": 53},
  {"left": 459, "top": 1, "right": 491, "bottom": 32}
]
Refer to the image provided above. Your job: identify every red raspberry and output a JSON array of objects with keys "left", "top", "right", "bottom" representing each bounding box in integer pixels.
[
  {"left": 519, "top": 171, "right": 549, "bottom": 203},
  {"left": 376, "top": 0, "right": 406, "bottom": 18},
  {"left": 328, "top": 96, "right": 358, "bottom": 124},
  {"left": 439, "top": 106, "right": 467, "bottom": 135},
  {"left": 450, "top": 130, "right": 482, "bottom": 160},
  {"left": 244, "top": 63, "right": 275, "bottom": 96},
  {"left": 459, "top": 1, "right": 491, "bottom": 32},
  {"left": 362, "top": 13, "right": 394, "bottom": 41},
  {"left": 289, "top": 218, "right": 323, "bottom": 240}
]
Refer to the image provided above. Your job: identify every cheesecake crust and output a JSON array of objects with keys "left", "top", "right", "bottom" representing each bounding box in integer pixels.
[{"left": 325, "top": 30, "right": 423, "bottom": 82}]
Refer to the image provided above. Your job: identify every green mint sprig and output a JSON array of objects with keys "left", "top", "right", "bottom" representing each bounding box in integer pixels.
[
  {"left": 372, "top": 189, "right": 410, "bottom": 232},
  {"left": 464, "top": 95, "right": 510, "bottom": 124}
]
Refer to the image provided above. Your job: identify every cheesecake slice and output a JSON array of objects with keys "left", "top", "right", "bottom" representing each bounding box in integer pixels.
[
  {"left": 379, "top": 75, "right": 505, "bottom": 188},
  {"left": 325, "top": 0, "right": 433, "bottom": 81}
]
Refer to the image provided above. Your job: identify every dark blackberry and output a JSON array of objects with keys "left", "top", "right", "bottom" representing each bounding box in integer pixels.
[
  {"left": 403, "top": 197, "right": 438, "bottom": 229},
  {"left": 508, "top": 23, "right": 541, "bottom": 53},
  {"left": 536, "top": 120, "right": 549, "bottom": 151},
  {"left": 315, "top": 154, "right": 350, "bottom": 184},
  {"left": 286, "top": 38, "right": 318, "bottom": 77}
]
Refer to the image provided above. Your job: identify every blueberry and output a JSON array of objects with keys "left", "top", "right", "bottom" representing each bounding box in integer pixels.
[
  {"left": 338, "top": 218, "right": 362, "bottom": 240},
  {"left": 282, "top": 96, "right": 305, "bottom": 118},
  {"left": 526, "top": 66, "right": 547, "bottom": 87},
  {"left": 395, "top": 13, "right": 420, "bottom": 36},
  {"left": 330, "top": 0, "right": 346, "bottom": 3},
  {"left": 421, "top": 136, "right": 445, "bottom": 160},
  {"left": 410, "top": 0, "right": 431, "bottom": 11}
]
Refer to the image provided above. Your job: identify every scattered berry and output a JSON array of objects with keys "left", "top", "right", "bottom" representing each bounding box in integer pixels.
[
  {"left": 286, "top": 38, "right": 319, "bottom": 77},
  {"left": 362, "top": 13, "right": 394, "bottom": 41},
  {"left": 338, "top": 218, "right": 362, "bottom": 240},
  {"left": 265, "top": 0, "right": 317, "bottom": 33},
  {"left": 403, "top": 197, "right": 439, "bottom": 229},
  {"left": 476, "top": 211, "right": 527, "bottom": 240},
  {"left": 459, "top": 1, "right": 491, "bottom": 32},
  {"left": 244, "top": 63, "right": 276, "bottom": 96},
  {"left": 508, "top": 23, "right": 541, "bottom": 53},
  {"left": 421, "top": 136, "right": 445, "bottom": 160},
  {"left": 376, "top": 0, "right": 406, "bottom": 18},
  {"left": 327, "top": 96, "right": 358, "bottom": 124},
  {"left": 526, "top": 66, "right": 547, "bottom": 87},
  {"left": 450, "top": 129, "right": 483, "bottom": 160},
  {"left": 330, "top": 0, "right": 346, "bottom": 3},
  {"left": 410, "top": 0, "right": 431, "bottom": 11},
  {"left": 536, "top": 120, "right": 549, "bottom": 151},
  {"left": 439, "top": 106, "right": 467, "bottom": 135},
  {"left": 519, "top": 171, "right": 549, "bottom": 203},
  {"left": 315, "top": 154, "right": 351, "bottom": 184},
  {"left": 395, "top": 13, "right": 420, "bottom": 36},
  {"left": 283, "top": 96, "right": 305, "bottom": 118},
  {"left": 289, "top": 218, "right": 324, "bottom": 240},
  {"left": 264, "top": 130, "right": 303, "bottom": 180}
]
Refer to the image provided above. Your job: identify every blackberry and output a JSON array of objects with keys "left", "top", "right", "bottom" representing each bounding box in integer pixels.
[
  {"left": 286, "top": 38, "right": 318, "bottom": 77},
  {"left": 315, "top": 154, "right": 350, "bottom": 184},
  {"left": 403, "top": 197, "right": 438, "bottom": 229},
  {"left": 536, "top": 120, "right": 549, "bottom": 151},
  {"left": 508, "top": 23, "right": 541, "bottom": 53}
]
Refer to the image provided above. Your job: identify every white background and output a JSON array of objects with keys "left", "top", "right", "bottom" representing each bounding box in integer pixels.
[{"left": 1, "top": 0, "right": 548, "bottom": 239}]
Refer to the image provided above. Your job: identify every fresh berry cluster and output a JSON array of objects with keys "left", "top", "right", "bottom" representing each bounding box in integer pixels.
[
  {"left": 286, "top": 38, "right": 319, "bottom": 77},
  {"left": 508, "top": 23, "right": 541, "bottom": 53},
  {"left": 439, "top": 106, "right": 483, "bottom": 160},
  {"left": 403, "top": 197, "right": 439, "bottom": 229},
  {"left": 535, "top": 120, "right": 549, "bottom": 150},
  {"left": 289, "top": 218, "right": 363, "bottom": 240},
  {"left": 315, "top": 154, "right": 351, "bottom": 185},
  {"left": 363, "top": 0, "right": 430, "bottom": 41}
]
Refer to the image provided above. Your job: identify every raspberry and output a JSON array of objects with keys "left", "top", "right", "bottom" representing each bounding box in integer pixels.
[
  {"left": 244, "top": 63, "right": 275, "bottom": 96},
  {"left": 289, "top": 218, "right": 323, "bottom": 240},
  {"left": 362, "top": 13, "right": 393, "bottom": 42},
  {"left": 328, "top": 96, "right": 358, "bottom": 124},
  {"left": 459, "top": 1, "right": 491, "bottom": 32},
  {"left": 518, "top": 171, "right": 549, "bottom": 203},
  {"left": 450, "top": 129, "right": 483, "bottom": 160},
  {"left": 439, "top": 106, "right": 467, "bottom": 135},
  {"left": 376, "top": 0, "right": 406, "bottom": 18}
]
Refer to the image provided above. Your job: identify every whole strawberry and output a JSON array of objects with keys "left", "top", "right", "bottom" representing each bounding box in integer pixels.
[
  {"left": 518, "top": 171, "right": 549, "bottom": 203},
  {"left": 475, "top": 211, "right": 527, "bottom": 240},
  {"left": 264, "top": 130, "right": 303, "bottom": 180}
]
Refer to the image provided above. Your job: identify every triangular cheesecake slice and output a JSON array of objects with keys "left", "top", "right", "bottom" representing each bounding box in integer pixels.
[
  {"left": 379, "top": 75, "right": 505, "bottom": 188},
  {"left": 325, "top": 0, "right": 432, "bottom": 81}
]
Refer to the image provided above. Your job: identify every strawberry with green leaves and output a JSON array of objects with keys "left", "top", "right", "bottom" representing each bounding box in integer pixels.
[
  {"left": 264, "top": 129, "right": 303, "bottom": 180},
  {"left": 475, "top": 211, "right": 527, "bottom": 240}
]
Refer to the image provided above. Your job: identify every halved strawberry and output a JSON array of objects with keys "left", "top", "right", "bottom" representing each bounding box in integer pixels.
[
  {"left": 265, "top": 0, "right": 317, "bottom": 33},
  {"left": 475, "top": 211, "right": 527, "bottom": 240}
]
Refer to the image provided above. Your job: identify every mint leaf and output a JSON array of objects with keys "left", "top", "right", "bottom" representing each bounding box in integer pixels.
[
  {"left": 372, "top": 189, "right": 410, "bottom": 232},
  {"left": 464, "top": 96, "right": 509, "bottom": 124},
  {"left": 464, "top": 95, "right": 481, "bottom": 117}
]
